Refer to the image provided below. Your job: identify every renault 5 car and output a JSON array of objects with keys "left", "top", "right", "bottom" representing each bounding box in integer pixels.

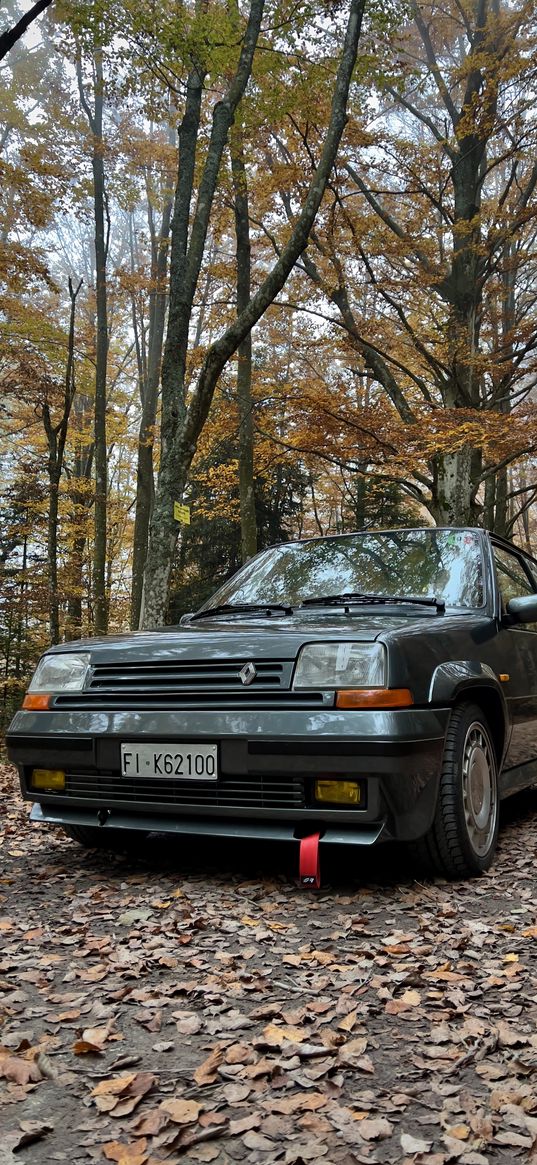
[{"left": 7, "top": 527, "right": 537, "bottom": 881}]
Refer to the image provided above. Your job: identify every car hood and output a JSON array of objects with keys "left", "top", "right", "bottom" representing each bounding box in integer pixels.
[{"left": 47, "top": 611, "right": 466, "bottom": 664}]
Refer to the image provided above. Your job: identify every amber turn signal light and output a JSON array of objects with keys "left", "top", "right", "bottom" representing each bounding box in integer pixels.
[
  {"left": 22, "top": 693, "right": 52, "bottom": 710},
  {"left": 335, "top": 688, "right": 414, "bottom": 709}
]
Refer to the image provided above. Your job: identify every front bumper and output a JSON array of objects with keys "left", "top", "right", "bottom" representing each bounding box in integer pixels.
[{"left": 7, "top": 706, "right": 450, "bottom": 844}]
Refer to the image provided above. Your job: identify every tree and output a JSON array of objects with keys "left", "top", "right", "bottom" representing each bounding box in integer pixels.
[
  {"left": 128, "top": 125, "right": 175, "bottom": 629},
  {"left": 76, "top": 43, "right": 110, "bottom": 634},
  {"left": 40, "top": 277, "right": 83, "bottom": 643},
  {"left": 231, "top": 124, "right": 257, "bottom": 562},
  {"left": 299, "top": 0, "right": 537, "bottom": 528},
  {"left": 141, "top": 0, "right": 367, "bottom": 627}
]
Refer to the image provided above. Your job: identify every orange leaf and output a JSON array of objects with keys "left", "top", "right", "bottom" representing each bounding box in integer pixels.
[{"left": 102, "top": 1139, "right": 148, "bottom": 1165}]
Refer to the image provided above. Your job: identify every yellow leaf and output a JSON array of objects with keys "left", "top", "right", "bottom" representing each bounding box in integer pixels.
[
  {"left": 91, "top": 1073, "right": 138, "bottom": 1097},
  {"left": 338, "top": 1010, "right": 359, "bottom": 1032},
  {"left": 263, "top": 1023, "right": 306, "bottom": 1046},
  {"left": 401, "top": 989, "right": 421, "bottom": 1006}
]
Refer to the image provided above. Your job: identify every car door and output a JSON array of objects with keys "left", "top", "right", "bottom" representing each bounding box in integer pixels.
[{"left": 491, "top": 541, "right": 537, "bottom": 778}]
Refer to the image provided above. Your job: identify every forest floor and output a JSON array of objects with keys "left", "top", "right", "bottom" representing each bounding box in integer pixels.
[{"left": 1, "top": 765, "right": 537, "bottom": 1165}]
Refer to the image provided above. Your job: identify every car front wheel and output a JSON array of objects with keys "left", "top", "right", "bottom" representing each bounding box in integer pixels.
[
  {"left": 62, "top": 824, "right": 148, "bottom": 851},
  {"left": 414, "top": 703, "right": 499, "bottom": 879}
]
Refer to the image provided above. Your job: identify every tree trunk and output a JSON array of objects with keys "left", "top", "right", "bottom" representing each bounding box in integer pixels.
[
  {"left": 231, "top": 128, "right": 257, "bottom": 562},
  {"left": 130, "top": 185, "right": 173, "bottom": 629},
  {"left": 77, "top": 49, "right": 109, "bottom": 634},
  {"left": 492, "top": 237, "right": 516, "bottom": 535},
  {"left": 41, "top": 277, "right": 82, "bottom": 644},
  {"left": 92, "top": 54, "right": 109, "bottom": 635},
  {"left": 353, "top": 473, "right": 366, "bottom": 529},
  {"left": 65, "top": 407, "right": 94, "bottom": 642},
  {"left": 48, "top": 467, "right": 60, "bottom": 643},
  {"left": 430, "top": 448, "right": 476, "bottom": 526}
]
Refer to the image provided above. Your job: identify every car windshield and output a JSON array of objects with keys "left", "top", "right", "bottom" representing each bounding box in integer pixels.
[{"left": 199, "top": 529, "right": 484, "bottom": 613}]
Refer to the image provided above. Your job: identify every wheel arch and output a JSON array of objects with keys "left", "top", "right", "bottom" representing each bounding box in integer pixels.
[{"left": 429, "top": 662, "right": 508, "bottom": 769}]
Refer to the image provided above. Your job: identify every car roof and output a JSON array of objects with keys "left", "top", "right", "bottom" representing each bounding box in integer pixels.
[
  {"left": 258, "top": 526, "right": 537, "bottom": 574},
  {"left": 266, "top": 525, "right": 485, "bottom": 550}
]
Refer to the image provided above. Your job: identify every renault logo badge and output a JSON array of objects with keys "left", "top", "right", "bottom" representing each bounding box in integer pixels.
[{"left": 239, "top": 661, "right": 257, "bottom": 686}]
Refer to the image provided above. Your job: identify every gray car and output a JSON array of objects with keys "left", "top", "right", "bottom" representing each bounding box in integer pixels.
[{"left": 7, "top": 527, "right": 537, "bottom": 883}]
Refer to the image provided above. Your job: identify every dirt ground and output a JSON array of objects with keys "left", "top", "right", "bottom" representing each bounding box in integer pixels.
[{"left": 1, "top": 764, "right": 537, "bottom": 1165}]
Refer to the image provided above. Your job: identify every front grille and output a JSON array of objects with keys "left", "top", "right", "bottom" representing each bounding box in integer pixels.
[
  {"left": 53, "top": 658, "right": 311, "bottom": 711},
  {"left": 54, "top": 691, "right": 327, "bottom": 711},
  {"left": 88, "top": 659, "right": 286, "bottom": 692},
  {"left": 63, "top": 771, "right": 306, "bottom": 810}
]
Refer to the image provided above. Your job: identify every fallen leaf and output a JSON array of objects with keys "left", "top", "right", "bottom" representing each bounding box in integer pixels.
[
  {"left": 160, "top": 1099, "right": 202, "bottom": 1125},
  {"left": 117, "top": 910, "right": 153, "bottom": 926},
  {"left": 0, "top": 1053, "right": 42, "bottom": 1086},
  {"left": 73, "top": 1039, "right": 105, "bottom": 1055},
  {"left": 222, "top": 1083, "right": 251, "bottom": 1104},
  {"left": 242, "top": 1131, "right": 275, "bottom": 1151},
  {"left": 447, "top": 1125, "right": 471, "bottom": 1140},
  {"left": 338, "top": 1010, "right": 359, "bottom": 1032},
  {"left": 263, "top": 1022, "right": 307, "bottom": 1046},
  {"left": 229, "top": 1114, "right": 261, "bottom": 1136},
  {"left": 357, "top": 1118, "right": 393, "bottom": 1140},
  {"left": 102, "top": 1139, "right": 149, "bottom": 1165},
  {"left": 267, "top": 1092, "right": 328, "bottom": 1115},
  {"left": 92, "top": 1073, "right": 156, "bottom": 1116},
  {"left": 401, "top": 1132, "right": 432, "bottom": 1153},
  {"left": 193, "top": 1047, "right": 224, "bottom": 1086}
]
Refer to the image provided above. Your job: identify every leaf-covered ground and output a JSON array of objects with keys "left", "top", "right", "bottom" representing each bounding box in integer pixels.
[{"left": 1, "top": 765, "right": 537, "bottom": 1165}]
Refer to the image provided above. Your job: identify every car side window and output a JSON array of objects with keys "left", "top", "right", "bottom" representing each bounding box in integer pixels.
[{"left": 493, "top": 545, "right": 537, "bottom": 631}]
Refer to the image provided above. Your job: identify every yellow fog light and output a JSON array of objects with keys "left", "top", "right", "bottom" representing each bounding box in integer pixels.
[
  {"left": 315, "top": 779, "right": 361, "bottom": 805},
  {"left": 32, "top": 769, "right": 66, "bottom": 791}
]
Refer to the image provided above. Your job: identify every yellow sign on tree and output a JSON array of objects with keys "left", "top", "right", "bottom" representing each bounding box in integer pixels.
[{"left": 174, "top": 502, "right": 191, "bottom": 525}]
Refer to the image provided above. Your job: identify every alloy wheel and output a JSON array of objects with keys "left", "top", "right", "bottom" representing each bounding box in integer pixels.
[{"left": 461, "top": 722, "right": 497, "bottom": 857}]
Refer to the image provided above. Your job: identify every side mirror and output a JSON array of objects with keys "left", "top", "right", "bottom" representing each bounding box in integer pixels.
[
  {"left": 506, "top": 594, "right": 537, "bottom": 623},
  {"left": 179, "top": 612, "right": 194, "bottom": 626}
]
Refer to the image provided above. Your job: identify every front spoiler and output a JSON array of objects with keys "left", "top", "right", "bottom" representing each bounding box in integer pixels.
[{"left": 30, "top": 802, "right": 384, "bottom": 846}]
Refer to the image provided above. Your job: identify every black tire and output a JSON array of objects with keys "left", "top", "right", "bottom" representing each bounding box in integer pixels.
[
  {"left": 412, "top": 703, "right": 499, "bottom": 879},
  {"left": 62, "top": 824, "right": 148, "bottom": 851}
]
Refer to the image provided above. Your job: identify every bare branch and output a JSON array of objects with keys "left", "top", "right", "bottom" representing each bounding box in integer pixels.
[{"left": 0, "top": 0, "right": 53, "bottom": 60}]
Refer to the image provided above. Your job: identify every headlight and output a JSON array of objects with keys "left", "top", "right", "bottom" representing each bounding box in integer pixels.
[
  {"left": 28, "top": 653, "right": 91, "bottom": 693},
  {"left": 293, "top": 643, "right": 385, "bottom": 689}
]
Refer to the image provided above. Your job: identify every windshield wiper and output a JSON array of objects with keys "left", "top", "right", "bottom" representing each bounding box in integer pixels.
[
  {"left": 190, "top": 602, "right": 295, "bottom": 621},
  {"left": 301, "top": 592, "right": 445, "bottom": 612}
]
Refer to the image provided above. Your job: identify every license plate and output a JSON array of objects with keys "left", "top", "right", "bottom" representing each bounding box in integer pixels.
[{"left": 120, "top": 743, "right": 218, "bottom": 780}]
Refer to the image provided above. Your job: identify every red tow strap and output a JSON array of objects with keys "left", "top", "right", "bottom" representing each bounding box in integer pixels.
[{"left": 299, "top": 831, "right": 321, "bottom": 888}]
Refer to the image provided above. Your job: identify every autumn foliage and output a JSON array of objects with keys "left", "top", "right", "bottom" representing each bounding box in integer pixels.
[{"left": 0, "top": 0, "right": 536, "bottom": 708}]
